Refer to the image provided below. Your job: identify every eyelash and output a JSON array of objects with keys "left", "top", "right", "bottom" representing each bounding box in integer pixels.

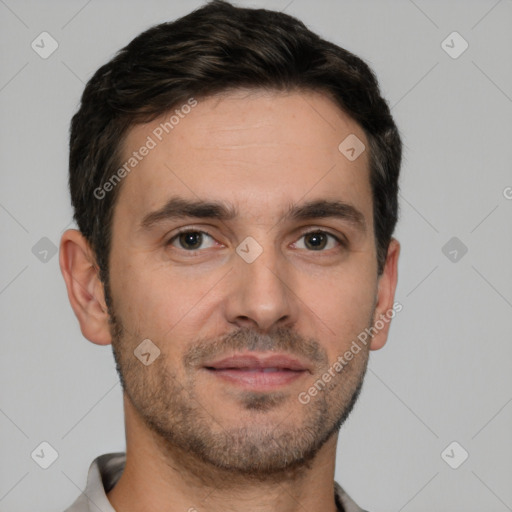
[{"left": 166, "top": 228, "right": 346, "bottom": 253}]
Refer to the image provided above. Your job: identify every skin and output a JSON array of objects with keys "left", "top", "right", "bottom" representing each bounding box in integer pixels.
[{"left": 60, "top": 89, "right": 400, "bottom": 512}]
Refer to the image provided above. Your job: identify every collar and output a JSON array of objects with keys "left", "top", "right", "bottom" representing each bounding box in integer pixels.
[{"left": 64, "top": 452, "right": 368, "bottom": 512}]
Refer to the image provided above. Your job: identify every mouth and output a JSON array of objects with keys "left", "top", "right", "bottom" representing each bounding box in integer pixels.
[{"left": 203, "top": 353, "right": 310, "bottom": 390}]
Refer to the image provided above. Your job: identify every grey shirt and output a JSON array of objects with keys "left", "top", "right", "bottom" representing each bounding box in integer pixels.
[{"left": 64, "top": 452, "right": 369, "bottom": 512}]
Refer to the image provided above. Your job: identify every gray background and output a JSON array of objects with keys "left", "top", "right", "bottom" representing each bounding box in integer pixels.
[{"left": 1, "top": 0, "right": 511, "bottom": 511}]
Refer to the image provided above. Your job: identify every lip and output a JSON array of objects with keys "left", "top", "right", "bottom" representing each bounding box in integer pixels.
[
  {"left": 204, "top": 353, "right": 310, "bottom": 371},
  {"left": 203, "top": 353, "right": 310, "bottom": 391}
]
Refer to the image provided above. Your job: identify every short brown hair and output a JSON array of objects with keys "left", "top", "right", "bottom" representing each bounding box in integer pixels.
[{"left": 69, "top": 0, "right": 402, "bottom": 288}]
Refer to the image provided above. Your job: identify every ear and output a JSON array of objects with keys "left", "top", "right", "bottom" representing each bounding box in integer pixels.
[
  {"left": 369, "top": 237, "right": 400, "bottom": 351},
  {"left": 59, "top": 229, "right": 112, "bottom": 345}
]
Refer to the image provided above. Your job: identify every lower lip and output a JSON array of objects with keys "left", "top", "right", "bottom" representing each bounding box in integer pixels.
[{"left": 205, "top": 368, "right": 307, "bottom": 390}]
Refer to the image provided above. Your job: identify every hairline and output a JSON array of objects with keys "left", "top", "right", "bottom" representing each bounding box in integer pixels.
[{"left": 95, "top": 85, "right": 381, "bottom": 283}]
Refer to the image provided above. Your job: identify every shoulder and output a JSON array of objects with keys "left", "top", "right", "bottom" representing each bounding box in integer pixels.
[{"left": 334, "top": 480, "right": 371, "bottom": 512}]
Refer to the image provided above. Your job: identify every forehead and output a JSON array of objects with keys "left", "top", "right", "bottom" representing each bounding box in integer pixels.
[{"left": 114, "top": 89, "right": 372, "bottom": 229}]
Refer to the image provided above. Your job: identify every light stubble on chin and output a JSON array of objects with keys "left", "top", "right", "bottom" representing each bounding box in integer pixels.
[{"left": 108, "top": 299, "right": 372, "bottom": 483}]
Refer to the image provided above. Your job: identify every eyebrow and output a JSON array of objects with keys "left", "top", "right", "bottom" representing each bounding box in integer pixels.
[
  {"left": 140, "top": 196, "right": 367, "bottom": 233},
  {"left": 140, "top": 197, "right": 237, "bottom": 229}
]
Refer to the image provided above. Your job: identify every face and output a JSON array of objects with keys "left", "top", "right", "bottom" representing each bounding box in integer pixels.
[{"left": 99, "top": 89, "right": 396, "bottom": 476}]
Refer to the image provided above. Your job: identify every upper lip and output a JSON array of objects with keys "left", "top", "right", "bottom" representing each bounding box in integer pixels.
[{"left": 204, "top": 353, "right": 310, "bottom": 372}]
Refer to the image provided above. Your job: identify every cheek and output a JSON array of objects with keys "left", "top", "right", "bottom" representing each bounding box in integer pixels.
[
  {"left": 307, "top": 269, "right": 376, "bottom": 353},
  {"left": 109, "top": 256, "right": 221, "bottom": 342}
]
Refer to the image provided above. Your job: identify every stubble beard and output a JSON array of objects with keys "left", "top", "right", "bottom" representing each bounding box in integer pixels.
[{"left": 107, "top": 293, "right": 372, "bottom": 480}]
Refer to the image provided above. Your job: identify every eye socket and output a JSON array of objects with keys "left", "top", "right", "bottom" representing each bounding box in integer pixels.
[
  {"left": 167, "top": 230, "right": 217, "bottom": 251},
  {"left": 166, "top": 228, "right": 344, "bottom": 253},
  {"left": 293, "top": 230, "right": 344, "bottom": 251}
]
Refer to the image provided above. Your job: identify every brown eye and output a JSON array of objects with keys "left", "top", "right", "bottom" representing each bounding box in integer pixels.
[
  {"left": 304, "top": 232, "right": 328, "bottom": 250},
  {"left": 168, "top": 230, "right": 215, "bottom": 251},
  {"left": 294, "top": 231, "right": 342, "bottom": 251}
]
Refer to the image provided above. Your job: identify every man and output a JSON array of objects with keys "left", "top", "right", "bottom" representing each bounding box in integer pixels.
[{"left": 60, "top": 1, "right": 402, "bottom": 511}]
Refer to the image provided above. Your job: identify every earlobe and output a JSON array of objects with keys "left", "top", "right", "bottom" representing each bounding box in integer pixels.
[
  {"left": 59, "top": 229, "right": 112, "bottom": 346},
  {"left": 369, "top": 237, "right": 400, "bottom": 351}
]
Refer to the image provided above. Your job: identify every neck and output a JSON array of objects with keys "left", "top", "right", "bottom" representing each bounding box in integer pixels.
[{"left": 107, "top": 395, "right": 340, "bottom": 512}]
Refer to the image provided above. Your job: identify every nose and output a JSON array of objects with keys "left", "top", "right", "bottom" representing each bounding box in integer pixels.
[{"left": 223, "top": 240, "right": 299, "bottom": 332}]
